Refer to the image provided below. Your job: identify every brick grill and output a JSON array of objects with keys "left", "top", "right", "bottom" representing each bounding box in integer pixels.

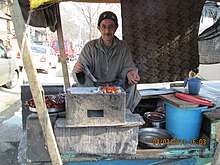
[{"left": 54, "top": 87, "right": 144, "bottom": 154}]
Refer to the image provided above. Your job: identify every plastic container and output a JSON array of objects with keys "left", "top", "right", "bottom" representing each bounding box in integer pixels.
[
  {"left": 165, "top": 102, "right": 208, "bottom": 143},
  {"left": 184, "top": 78, "right": 201, "bottom": 95}
]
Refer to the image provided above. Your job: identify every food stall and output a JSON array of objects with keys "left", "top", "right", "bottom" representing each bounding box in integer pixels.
[
  {"left": 18, "top": 81, "right": 220, "bottom": 164},
  {"left": 9, "top": 0, "right": 220, "bottom": 164}
]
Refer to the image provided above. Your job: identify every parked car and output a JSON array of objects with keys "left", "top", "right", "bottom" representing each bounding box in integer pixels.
[
  {"left": 0, "top": 45, "right": 19, "bottom": 89},
  {"left": 17, "top": 44, "right": 58, "bottom": 73}
]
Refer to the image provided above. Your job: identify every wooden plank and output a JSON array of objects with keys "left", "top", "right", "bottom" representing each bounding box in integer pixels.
[
  {"left": 160, "top": 94, "right": 199, "bottom": 108},
  {"left": 23, "top": 39, "right": 63, "bottom": 165},
  {"left": 212, "top": 109, "right": 220, "bottom": 164},
  {"left": 9, "top": 1, "right": 63, "bottom": 164},
  {"left": 203, "top": 107, "right": 220, "bottom": 121},
  {"left": 23, "top": 37, "right": 63, "bottom": 165},
  {"left": 7, "top": 0, "right": 24, "bottom": 51},
  {"left": 56, "top": 4, "right": 70, "bottom": 91},
  {"left": 212, "top": 142, "right": 220, "bottom": 165},
  {"left": 60, "top": 146, "right": 209, "bottom": 162}
]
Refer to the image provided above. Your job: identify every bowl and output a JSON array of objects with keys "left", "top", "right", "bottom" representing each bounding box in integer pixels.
[
  {"left": 138, "top": 127, "right": 173, "bottom": 149},
  {"left": 27, "top": 94, "right": 65, "bottom": 113},
  {"left": 143, "top": 112, "right": 166, "bottom": 128}
]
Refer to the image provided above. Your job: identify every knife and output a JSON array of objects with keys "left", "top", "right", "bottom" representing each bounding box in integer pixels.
[{"left": 82, "top": 63, "right": 97, "bottom": 82}]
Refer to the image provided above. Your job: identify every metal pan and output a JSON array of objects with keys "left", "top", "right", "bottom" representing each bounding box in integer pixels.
[
  {"left": 29, "top": 107, "right": 65, "bottom": 113},
  {"left": 138, "top": 128, "right": 173, "bottom": 149}
]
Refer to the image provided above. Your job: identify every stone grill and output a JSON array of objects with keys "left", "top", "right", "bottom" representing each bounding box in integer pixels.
[
  {"left": 54, "top": 87, "right": 144, "bottom": 154},
  {"left": 65, "top": 87, "right": 126, "bottom": 126}
]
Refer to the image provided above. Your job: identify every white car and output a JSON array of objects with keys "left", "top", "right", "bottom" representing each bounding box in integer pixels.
[
  {"left": 17, "top": 45, "right": 58, "bottom": 73},
  {"left": 0, "top": 45, "right": 19, "bottom": 88}
]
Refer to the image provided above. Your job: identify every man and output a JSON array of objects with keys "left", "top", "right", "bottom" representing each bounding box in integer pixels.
[{"left": 72, "top": 11, "right": 141, "bottom": 111}]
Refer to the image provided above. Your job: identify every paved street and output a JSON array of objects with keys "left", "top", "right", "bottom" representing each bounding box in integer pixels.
[
  {"left": 0, "top": 72, "right": 22, "bottom": 164},
  {"left": 0, "top": 60, "right": 76, "bottom": 164}
]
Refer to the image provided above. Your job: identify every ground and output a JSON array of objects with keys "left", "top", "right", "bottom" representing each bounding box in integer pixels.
[
  {"left": 0, "top": 146, "right": 19, "bottom": 165},
  {"left": 0, "top": 99, "right": 22, "bottom": 165}
]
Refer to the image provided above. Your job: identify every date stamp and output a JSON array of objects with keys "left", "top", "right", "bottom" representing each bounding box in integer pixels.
[
  {"left": 189, "top": 139, "right": 207, "bottom": 145},
  {"left": 152, "top": 138, "right": 207, "bottom": 145},
  {"left": 153, "top": 139, "right": 187, "bottom": 145}
]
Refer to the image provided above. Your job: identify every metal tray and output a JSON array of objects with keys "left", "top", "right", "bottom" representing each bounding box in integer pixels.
[
  {"left": 29, "top": 107, "right": 65, "bottom": 113},
  {"left": 138, "top": 128, "right": 173, "bottom": 149}
]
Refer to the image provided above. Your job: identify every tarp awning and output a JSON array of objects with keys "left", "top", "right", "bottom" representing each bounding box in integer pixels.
[
  {"left": 29, "top": 0, "right": 120, "bottom": 9},
  {"left": 198, "top": 1, "right": 220, "bottom": 64}
]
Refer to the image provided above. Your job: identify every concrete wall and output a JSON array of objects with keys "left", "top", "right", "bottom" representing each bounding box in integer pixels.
[{"left": 199, "top": 64, "right": 220, "bottom": 80}]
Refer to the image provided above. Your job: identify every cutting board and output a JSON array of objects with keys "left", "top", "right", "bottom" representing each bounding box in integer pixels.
[{"left": 160, "top": 94, "right": 199, "bottom": 108}]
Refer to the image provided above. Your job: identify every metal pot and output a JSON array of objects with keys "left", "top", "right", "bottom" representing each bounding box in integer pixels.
[{"left": 143, "top": 112, "right": 166, "bottom": 128}]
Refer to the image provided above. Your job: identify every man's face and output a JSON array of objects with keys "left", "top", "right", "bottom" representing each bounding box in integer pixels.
[{"left": 98, "top": 19, "right": 117, "bottom": 42}]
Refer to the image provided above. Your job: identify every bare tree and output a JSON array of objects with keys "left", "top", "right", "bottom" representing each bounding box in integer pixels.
[
  {"left": 59, "top": 2, "right": 121, "bottom": 45},
  {"left": 72, "top": 3, "right": 102, "bottom": 40}
]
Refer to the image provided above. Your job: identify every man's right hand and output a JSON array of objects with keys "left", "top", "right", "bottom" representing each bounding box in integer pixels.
[{"left": 73, "top": 61, "right": 84, "bottom": 73}]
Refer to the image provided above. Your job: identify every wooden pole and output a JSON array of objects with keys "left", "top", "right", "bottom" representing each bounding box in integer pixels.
[
  {"left": 8, "top": 1, "right": 63, "bottom": 164},
  {"left": 7, "top": 0, "right": 24, "bottom": 50},
  {"left": 56, "top": 3, "right": 71, "bottom": 91},
  {"left": 212, "top": 143, "right": 220, "bottom": 165},
  {"left": 211, "top": 123, "right": 220, "bottom": 165},
  {"left": 23, "top": 38, "right": 63, "bottom": 165}
]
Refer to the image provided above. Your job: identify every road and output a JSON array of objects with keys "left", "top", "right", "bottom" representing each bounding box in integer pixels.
[
  {"left": 0, "top": 60, "right": 76, "bottom": 115},
  {"left": 0, "top": 60, "right": 76, "bottom": 164},
  {"left": 0, "top": 67, "right": 22, "bottom": 164}
]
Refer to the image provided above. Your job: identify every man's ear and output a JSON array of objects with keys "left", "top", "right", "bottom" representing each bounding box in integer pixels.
[{"left": 97, "top": 26, "right": 101, "bottom": 31}]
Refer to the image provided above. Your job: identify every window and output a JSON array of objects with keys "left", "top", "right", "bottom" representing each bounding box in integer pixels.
[{"left": 31, "top": 46, "right": 47, "bottom": 54}]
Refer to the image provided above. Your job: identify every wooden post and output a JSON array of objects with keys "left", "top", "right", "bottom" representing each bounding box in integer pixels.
[
  {"left": 8, "top": 0, "right": 62, "bottom": 164},
  {"left": 7, "top": 0, "right": 24, "bottom": 50},
  {"left": 56, "top": 3, "right": 71, "bottom": 91},
  {"left": 211, "top": 123, "right": 220, "bottom": 165},
  {"left": 23, "top": 38, "right": 63, "bottom": 165},
  {"left": 212, "top": 143, "right": 220, "bottom": 165}
]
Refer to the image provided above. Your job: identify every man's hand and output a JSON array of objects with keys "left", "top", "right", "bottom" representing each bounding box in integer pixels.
[
  {"left": 73, "top": 61, "right": 84, "bottom": 73},
  {"left": 127, "top": 70, "right": 140, "bottom": 85}
]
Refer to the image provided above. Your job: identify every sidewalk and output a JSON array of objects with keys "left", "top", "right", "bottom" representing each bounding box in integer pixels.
[
  {"left": 0, "top": 103, "right": 23, "bottom": 164},
  {"left": 0, "top": 108, "right": 22, "bottom": 150}
]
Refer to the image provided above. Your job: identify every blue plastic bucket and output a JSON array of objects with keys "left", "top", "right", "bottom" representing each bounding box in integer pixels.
[{"left": 165, "top": 102, "right": 208, "bottom": 143}]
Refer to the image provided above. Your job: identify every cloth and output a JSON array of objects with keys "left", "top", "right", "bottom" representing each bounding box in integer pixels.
[
  {"left": 198, "top": 1, "right": 220, "bottom": 64},
  {"left": 121, "top": 0, "right": 204, "bottom": 83},
  {"left": 73, "top": 36, "right": 141, "bottom": 111},
  {"left": 18, "top": 0, "right": 58, "bottom": 32}
]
